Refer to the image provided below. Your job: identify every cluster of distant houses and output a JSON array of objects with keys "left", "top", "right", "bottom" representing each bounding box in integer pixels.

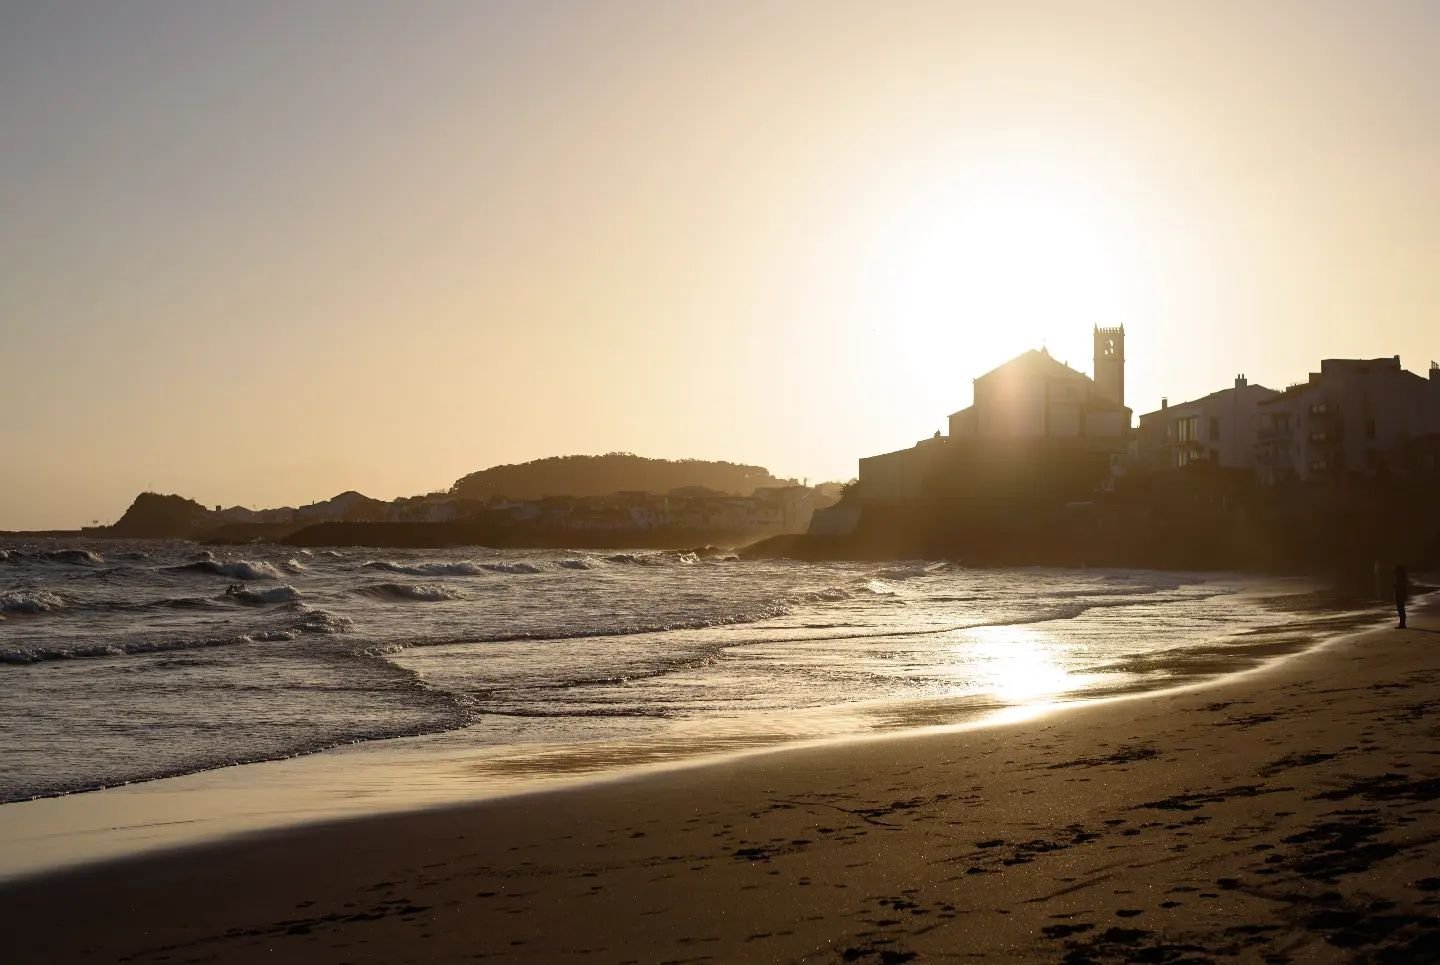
[
  {"left": 835, "top": 326, "right": 1440, "bottom": 530},
  {"left": 213, "top": 485, "right": 827, "bottom": 536}
]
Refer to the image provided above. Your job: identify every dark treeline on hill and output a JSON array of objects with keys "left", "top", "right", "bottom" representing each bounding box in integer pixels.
[{"left": 449, "top": 453, "right": 793, "bottom": 500}]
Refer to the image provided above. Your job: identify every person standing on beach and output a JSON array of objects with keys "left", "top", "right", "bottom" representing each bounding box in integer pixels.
[{"left": 1395, "top": 565, "right": 1410, "bottom": 629}]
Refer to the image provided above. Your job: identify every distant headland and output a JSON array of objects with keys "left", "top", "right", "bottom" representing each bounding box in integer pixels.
[{"left": 8, "top": 454, "right": 839, "bottom": 549}]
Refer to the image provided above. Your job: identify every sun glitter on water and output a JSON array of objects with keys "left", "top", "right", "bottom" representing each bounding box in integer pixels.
[{"left": 967, "top": 624, "right": 1077, "bottom": 704}]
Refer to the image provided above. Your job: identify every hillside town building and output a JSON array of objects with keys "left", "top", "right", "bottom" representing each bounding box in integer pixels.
[
  {"left": 1134, "top": 376, "right": 1279, "bottom": 472},
  {"left": 859, "top": 327, "right": 1132, "bottom": 503},
  {"left": 1255, "top": 357, "right": 1440, "bottom": 484},
  {"left": 1131, "top": 357, "right": 1440, "bottom": 483}
]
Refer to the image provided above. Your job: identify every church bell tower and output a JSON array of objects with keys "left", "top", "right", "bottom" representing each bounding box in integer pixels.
[{"left": 1093, "top": 325, "right": 1125, "bottom": 407}]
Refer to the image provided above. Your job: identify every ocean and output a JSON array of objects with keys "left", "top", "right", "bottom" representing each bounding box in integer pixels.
[{"left": 0, "top": 539, "right": 1380, "bottom": 807}]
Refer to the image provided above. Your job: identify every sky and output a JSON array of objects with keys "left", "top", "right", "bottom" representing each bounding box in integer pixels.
[{"left": 3, "top": 0, "right": 1438, "bottom": 529}]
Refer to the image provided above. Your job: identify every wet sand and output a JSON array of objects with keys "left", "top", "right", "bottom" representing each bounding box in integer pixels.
[{"left": 7, "top": 602, "right": 1439, "bottom": 963}]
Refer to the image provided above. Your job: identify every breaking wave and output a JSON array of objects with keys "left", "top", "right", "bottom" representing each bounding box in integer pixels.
[
  {"left": 356, "top": 582, "right": 466, "bottom": 602},
  {"left": 168, "top": 559, "right": 282, "bottom": 581},
  {"left": 367, "top": 556, "right": 605, "bottom": 575},
  {"left": 224, "top": 585, "right": 303, "bottom": 606},
  {"left": 602, "top": 551, "right": 699, "bottom": 567},
  {"left": 792, "top": 587, "right": 855, "bottom": 604},
  {"left": 1, "top": 589, "right": 66, "bottom": 614},
  {"left": 292, "top": 608, "right": 353, "bottom": 634},
  {"left": 481, "top": 561, "right": 545, "bottom": 574}
]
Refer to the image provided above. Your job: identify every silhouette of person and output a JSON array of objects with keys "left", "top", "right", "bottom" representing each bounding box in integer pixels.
[{"left": 1394, "top": 565, "right": 1410, "bottom": 629}]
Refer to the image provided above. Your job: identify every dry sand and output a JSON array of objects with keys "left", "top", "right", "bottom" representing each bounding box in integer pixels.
[{"left": 7, "top": 603, "right": 1439, "bottom": 963}]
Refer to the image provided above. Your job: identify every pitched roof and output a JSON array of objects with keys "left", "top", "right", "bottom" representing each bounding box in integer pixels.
[
  {"left": 948, "top": 349, "right": 1101, "bottom": 417},
  {"left": 1139, "top": 382, "right": 1277, "bottom": 417},
  {"left": 975, "top": 348, "right": 1089, "bottom": 383}
]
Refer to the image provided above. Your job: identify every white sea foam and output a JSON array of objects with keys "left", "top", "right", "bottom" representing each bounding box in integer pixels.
[{"left": 0, "top": 589, "right": 65, "bottom": 613}]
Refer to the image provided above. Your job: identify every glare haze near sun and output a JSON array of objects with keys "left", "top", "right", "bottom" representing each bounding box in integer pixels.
[{"left": 3, "top": 0, "right": 1439, "bottom": 529}]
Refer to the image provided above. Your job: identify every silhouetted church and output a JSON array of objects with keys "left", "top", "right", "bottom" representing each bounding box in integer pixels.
[{"left": 859, "top": 327, "right": 1132, "bottom": 502}]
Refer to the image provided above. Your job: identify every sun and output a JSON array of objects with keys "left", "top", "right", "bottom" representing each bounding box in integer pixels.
[{"left": 864, "top": 168, "right": 1157, "bottom": 394}]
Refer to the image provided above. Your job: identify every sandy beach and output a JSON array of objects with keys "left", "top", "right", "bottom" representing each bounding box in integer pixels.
[{"left": 7, "top": 600, "right": 1438, "bottom": 963}]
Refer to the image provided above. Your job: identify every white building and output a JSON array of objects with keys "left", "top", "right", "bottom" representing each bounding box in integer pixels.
[
  {"left": 1256, "top": 357, "right": 1440, "bottom": 484},
  {"left": 1135, "top": 376, "right": 1279, "bottom": 471}
]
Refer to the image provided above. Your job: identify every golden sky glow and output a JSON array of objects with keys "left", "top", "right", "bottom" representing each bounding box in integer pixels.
[{"left": 3, "top": 1, "right": 1438, "bottom": 528}]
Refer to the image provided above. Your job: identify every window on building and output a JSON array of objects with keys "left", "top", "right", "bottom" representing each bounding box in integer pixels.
[
  {"left": 1311, "top": 458, "right": 1328, "bottom": 472},
  {"left": 1365, "top": 418, "right": 1376, "bottom": 440},
  {"left": 1309, "top": 402, "right": 1329, "bottom": 415},
  {"left": 1310, "top": 431, "right": 1328, "bottom": 444},
  {"left": 1209, "top": 416, "right": 1220, "bottom": 441},
  {"left": 1175, "top": 416, "right": 1199, "bottom": 443}
]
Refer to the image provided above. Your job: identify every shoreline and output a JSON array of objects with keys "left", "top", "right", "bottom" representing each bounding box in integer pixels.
[
  {"left": 0, "top": 591, "right": 1386, "bottom": 884},
  {"left": 7, "top": 601, "right": 1437, "bottom": 961}
]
